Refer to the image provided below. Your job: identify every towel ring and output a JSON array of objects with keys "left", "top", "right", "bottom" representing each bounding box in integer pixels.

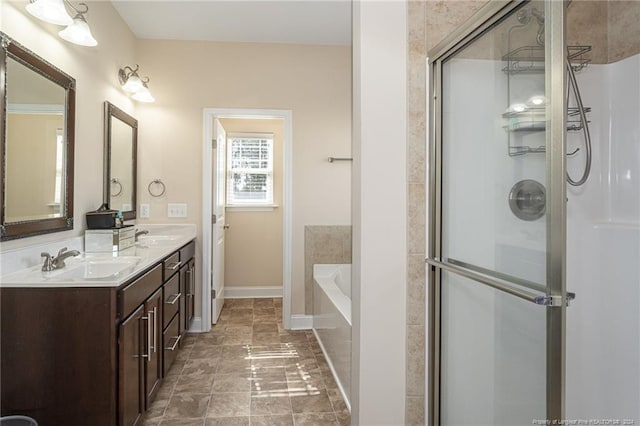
[
  {"left": 148, "top": 179, "right": 166, "bottom": 197},
  {"left": 110, "top": 178, "right": 123, "bottom": 197}
]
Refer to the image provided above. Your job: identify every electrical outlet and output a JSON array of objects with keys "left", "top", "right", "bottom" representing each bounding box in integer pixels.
[
  {"left": 140, "top": 203, "right": 150, "bottom": 218},
  {"left": 168, "top": 203, "right": 187, "bottom": 218}
]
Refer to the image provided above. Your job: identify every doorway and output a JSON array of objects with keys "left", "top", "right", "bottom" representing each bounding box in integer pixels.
[{"left": 202, "top": 108, "right": 293, "bottom": 331}]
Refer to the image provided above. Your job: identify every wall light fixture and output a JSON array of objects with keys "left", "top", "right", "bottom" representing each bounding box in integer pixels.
[
  {"left": 26, "top": 0, "right": 97, "bottom": 47},
  {"left": 119, "top": 65, "right": 156, "bottom": 103}
]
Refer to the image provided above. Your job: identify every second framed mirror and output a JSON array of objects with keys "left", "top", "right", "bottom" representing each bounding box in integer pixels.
[{"left": 104, "top": 101, "right": 137, "bottom": 220}]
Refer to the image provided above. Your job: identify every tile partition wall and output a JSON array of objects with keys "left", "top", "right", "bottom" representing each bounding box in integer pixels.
[
  {"left": 405, "top": 1, "right": 486, "bottom": 424},
  {"left": 304, "top": 226, "right": 352, "bottom": 315}
]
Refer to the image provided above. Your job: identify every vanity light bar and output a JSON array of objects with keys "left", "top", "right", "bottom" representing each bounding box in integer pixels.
[
  {"left": 25, "top": 0, "right": 98, "bottom": 47},
  {"left": 119, "top": 65, "right": 156, "bottom": 103}
]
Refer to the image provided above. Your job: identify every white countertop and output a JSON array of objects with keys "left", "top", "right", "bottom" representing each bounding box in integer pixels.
[{"left": 0, "top": 224, "right": 196, "bottom": 288}]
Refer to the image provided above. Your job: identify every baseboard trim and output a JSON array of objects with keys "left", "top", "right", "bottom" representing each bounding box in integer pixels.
[
  {"left": 290, "top": 314, "right": 313, "bottom": 330},
  {"left": 188, "top": 316, "right": 203, "bottom": 332},
  {"left": 224, "top": 286, "right": 283, "bottom": 299}
]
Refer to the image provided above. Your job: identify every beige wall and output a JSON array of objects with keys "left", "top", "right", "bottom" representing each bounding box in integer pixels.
[
  {"left": 134, "top": 40, "right": 351, "bottom": 316},
  {"left": 0, "top": 0, "right": 137, "bottom": 250},
  {"left": 219, "top": 118, "right": 284, "bottom": 288}
]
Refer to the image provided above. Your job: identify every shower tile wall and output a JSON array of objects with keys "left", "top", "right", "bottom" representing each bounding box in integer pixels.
[
  {"left": 406, "top": 2, "right": 427, "bottom": 424},
  {"left": 567, "top": 1, "right": 609, "bottom": 63},
  {"left": 567, "top": 0, "right": 640, "bottom": 63},
  {"left": 608, "top": 1, "right": 640, "bottom": 62},
  {"left": 406, "top": 1, "right": 485, "bottom": 423},
  {"left": 304, "top": 226, "right": 352, "bottom": 314}
]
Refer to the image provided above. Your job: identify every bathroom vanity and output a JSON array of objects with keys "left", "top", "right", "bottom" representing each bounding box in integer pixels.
[{"left": 0, "top": 226, "right": 197, "bottom": 426}]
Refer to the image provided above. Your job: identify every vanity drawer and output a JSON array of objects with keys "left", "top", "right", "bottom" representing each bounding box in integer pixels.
[
  {"left": 163, "top": 252, "right": 181, "bottom": 281},
  {"left": 119, "top": 265, "right": 162, "bottom": 319},
  {"left": 163, "top": 314, "right": 181, "bottom": 377},
  {"left": 163, "top": 273, "right": 180, "bottom": 329},
  {"left": 179, "top": 241, "right": 195, "bottom": 262}
]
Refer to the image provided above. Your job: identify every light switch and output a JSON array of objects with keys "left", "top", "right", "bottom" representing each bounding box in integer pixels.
[{"left": 168, "top": 203, "right": 188, "bottom": 218}]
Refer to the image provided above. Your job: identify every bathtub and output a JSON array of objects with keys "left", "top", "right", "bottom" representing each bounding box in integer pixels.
[{"left": 313, "top": 264, "right": 351, "bottom": 410}]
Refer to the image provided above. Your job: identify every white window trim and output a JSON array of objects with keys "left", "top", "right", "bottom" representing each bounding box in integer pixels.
[
  {"left": 226, "top": 204, "right": 279, "bottom": 212},
  {"left": 226, "top": 133, "right": 275, "bottom": 207}
]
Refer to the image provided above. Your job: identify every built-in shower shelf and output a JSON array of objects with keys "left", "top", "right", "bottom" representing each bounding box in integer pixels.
[{"left": 502, "top": 45, "right": 592, "bottom": 74}]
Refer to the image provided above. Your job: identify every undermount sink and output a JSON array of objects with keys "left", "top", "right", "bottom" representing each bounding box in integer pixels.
[{"left": 45, "top": 257, "right": 141, "bottom": 281}]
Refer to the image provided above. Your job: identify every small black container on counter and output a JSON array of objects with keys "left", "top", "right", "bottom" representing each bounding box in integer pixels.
[{"left": 86, "top": 203, "right": 122, "bottom": 229}]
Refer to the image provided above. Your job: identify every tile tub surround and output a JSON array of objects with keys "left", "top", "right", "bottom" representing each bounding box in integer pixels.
[
  {"left": 141, "top": 298, "right": 350, "bottom": 426},
  {"left": 304, "top": 226, "right": 352, "bottom": 314}
]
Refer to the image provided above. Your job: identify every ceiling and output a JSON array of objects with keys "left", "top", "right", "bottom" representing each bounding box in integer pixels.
[{"left": 110, "top": 0, "right": 352, "bottom": 46}]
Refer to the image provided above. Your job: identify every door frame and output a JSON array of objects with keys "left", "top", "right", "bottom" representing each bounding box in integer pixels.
[
  {"left": 427, "top": 0, "right": 567, "bottom": 423},
  {"left": 202, "top": 108, "right": 293, "bottom": 331}
]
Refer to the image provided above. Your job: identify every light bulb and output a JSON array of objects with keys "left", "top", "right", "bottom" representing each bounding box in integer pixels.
[
  {"left": 59, "top": 16, "right": 98, "bottom": 47},
  {"left": 26, "top": 0, "right": 73, "bottom": 26},
  {"left": 122, "top": 74, "right": 143, "bottom": 93},
  {"left": 132, "top": 84, "right": 155, "bottom": 103}
]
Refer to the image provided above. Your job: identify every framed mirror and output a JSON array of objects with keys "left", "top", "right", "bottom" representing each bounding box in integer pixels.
[
  {"left": 1, "top": 32, "right": 75, "bottom": 241},
  {"left": 104, "top": 101, "right": 137, "bottom": 220}
]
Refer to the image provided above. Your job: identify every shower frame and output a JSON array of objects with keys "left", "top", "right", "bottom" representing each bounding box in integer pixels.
[{"left": 426, "top": 0, "right": 568, "bottom": 424}]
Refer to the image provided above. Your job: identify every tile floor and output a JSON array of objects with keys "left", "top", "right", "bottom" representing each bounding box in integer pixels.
[{"left": 142, "top": 298, "right": 350, "bottom": 426}]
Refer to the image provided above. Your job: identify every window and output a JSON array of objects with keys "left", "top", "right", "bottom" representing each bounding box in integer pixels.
[{"left": 226, "top": 134, "right": 274, "bottom": 206}]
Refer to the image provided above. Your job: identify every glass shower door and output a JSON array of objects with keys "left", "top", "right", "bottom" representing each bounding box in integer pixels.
[{"left": 428, "top": 1, "right": 568, "bottom": 424}]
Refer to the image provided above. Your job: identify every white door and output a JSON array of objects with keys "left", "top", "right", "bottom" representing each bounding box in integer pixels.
[{"left": 211, "top": 118, "right": 226, "bottom": 323}]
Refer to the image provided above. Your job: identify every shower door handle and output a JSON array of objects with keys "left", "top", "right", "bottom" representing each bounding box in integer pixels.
[{"left": 426, "top": 258, "right": 575, "bottom": 307}]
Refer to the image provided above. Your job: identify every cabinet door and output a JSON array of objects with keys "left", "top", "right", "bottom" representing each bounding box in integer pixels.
[
  {"left": 180, "top": 261, "right": 195, "bottom": 335},
  {"left": 179, "top": 264, "right": 188, "bottom": 338},
  {"left": 119, "top": 305, "right": 143, "bottom": 426},
  {"left": 144, "top": 288, "right": 163, "bottom": 408},
  {"left": 184, "top": 260, "right": 195, "bottom": 328}
]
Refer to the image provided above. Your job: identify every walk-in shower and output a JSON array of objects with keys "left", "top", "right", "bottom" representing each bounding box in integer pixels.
[{"left": 428, "top": 0, "right": 640, "bottom": 424}]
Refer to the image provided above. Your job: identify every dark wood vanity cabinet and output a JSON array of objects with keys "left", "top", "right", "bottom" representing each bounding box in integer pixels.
[
  {"left": 118, "top": 264, "right": 164, "bottom": 426},
  {"left": 161, "top": 248, "right": 182, "bottom": 376},
  {"left": 0, "top": 239, "right": 196, "bottom": 426},
  {"left": 162, "top": 272, "right": 181, "bottom": 376},
  {"left": 119, "top": 305, "right": 144, "bottom": 426},
  {"left": 1, "top": 287, "right": 118, "bottom": 426},
  {"left": 144, "top": 288, "right": 163, "bottom": 406},
  {"left": 180, "top": 259, "right": 196, "bottom": 337},
  {"left": 179, "top": 240, "right": 196, "bottom": 339}
]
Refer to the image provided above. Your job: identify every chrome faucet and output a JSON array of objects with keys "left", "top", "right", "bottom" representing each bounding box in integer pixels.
[
  {"left": 135, "top": 229, "right": 149, "bottom": 241},
  {"left": 41, "top": 247, "right": 80, "bottom": 271}
]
